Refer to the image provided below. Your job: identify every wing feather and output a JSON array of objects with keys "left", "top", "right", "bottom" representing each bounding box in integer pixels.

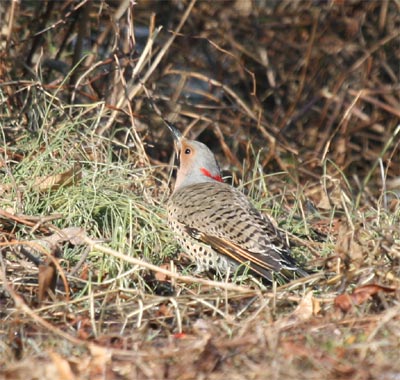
[{"left": 170, "top": 182, "right": 307, "bottom": 281}]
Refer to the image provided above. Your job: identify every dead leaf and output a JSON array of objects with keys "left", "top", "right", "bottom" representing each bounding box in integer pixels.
[
  {"left": 276, "top": 292, "right": 319, "bottom": 329},
  {"left": 155, "top": 263, "right": 172, "bottom": 282},
  {"left": 194, "top": 339, "right": 221, "bottom": 374},
  {"left": 32, "top": 164, "right": 81, "bottom": 192},
  {"left": 19, "top": 227, "right": 86, "bottom": 261},
  {"left": 281, "top": 341, "right": 310, "bottom": 358},
  {"left": 75, "top": 317, "right": 93, "bottom": 340},
  {"left": 310, "top": 217, "right": 341, "bottom": 238},
  {"left": 48, "top": 351, "right": 76, "bottom": 380},
  {"left": 291, "top": 291, "right": 318, "bottom": 321},
  {"left": 334, "top": 294, "right": 353, "bottom": 312},
  {"left": 156, "top": 303, "right": 173, "bottom": 318},
  {"left": 38, "top": 258, "right": 57, "bottom": 303},
  {"left": 310, "top": 177, "right": 350, "bottom": 211},
  {"left": 335, "top": 223, "right": 364, "bottom": 267},
  {"left": 317, "top": 190, "right": 332, "bottom": 210},
  {"left": 233, "top": 0, "right": 252, "bottom": 16},
  {"left": 79, "top": 264, "right": 89, "bottom": 281},
  {"left": 88, "top": 344, "right": 112, "bottom": 379},
  {"left": 45, "top": 227, "right": 87, "bottom": 246},
  {"left": 334, "top": 284, "right": 396, "bottom": 312}
]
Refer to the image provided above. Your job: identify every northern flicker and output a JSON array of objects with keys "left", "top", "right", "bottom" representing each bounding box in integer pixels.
[{"left": 165, "top": 123, "right": 307, "bottom": 282}]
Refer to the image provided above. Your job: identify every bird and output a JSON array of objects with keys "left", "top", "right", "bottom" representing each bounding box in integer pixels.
[{"left": 165, "top": 122, "right": 307, "bottom": 283}]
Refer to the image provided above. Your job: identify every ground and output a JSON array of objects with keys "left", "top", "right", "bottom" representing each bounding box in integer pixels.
[{"left": 0, "top": 1, "right": 399, "bottom": 379}]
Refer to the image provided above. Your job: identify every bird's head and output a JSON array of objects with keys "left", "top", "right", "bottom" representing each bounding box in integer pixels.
[{"left": 166, "top": 122, "right": 223, "bottom": 191}]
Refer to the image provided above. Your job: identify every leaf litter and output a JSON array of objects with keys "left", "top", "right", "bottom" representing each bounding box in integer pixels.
[{"left": 0, "top": 1, "right": 399, "bottom": 379}]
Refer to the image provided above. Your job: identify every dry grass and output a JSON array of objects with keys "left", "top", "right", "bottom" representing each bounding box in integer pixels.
[{"left": 1, "top": 1, "right": 399, "bottom": 379}]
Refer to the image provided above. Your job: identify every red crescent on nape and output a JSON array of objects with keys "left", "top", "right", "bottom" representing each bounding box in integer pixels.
[{"left": 200, "top": 168, "right": 223, "bottom": 182}]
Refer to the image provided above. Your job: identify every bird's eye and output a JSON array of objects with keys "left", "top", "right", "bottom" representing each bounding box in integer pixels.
[{"left": 184, "top": 148, "right": 191, "bottom": 154}]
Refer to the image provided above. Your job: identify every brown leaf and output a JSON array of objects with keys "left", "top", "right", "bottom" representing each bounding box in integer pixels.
[
  {"left": 194, "top": 339, "right": 221, "bottom": 374},
  {"left": 275, "top": 292, "right": 320, "bottom": 330},
  {"left": 42, "top": 227, "right": 87, "bottom": 246},
  {"left": 316, "top": 191, "right": 331, "bottom": 210},
  {"left": 19, "top": 227, "right": 86, "bottom": 262},
  {"left": 291, "top": 291, "right": 317, "bottom": 321},
  {"left": 38, "top": 259, "right": 57, "bottom": 303},
  {"left": 334, "top": 294, "right": 353, "bottom": 313},
  {"left": 79, "top": 264, "right": 89, "bottom": 281},
  {"left": 48, "top": 351, "right": 76, "bottom": 380},
  {"left": 155, "top": 263, "right": 172, "bottom": 282},
  {"left": 335, "top": 223, "right": 364, "bottom": 267},
  {"left": 334, "top": 284, "right": 396, "bottom": 312},
  {"left": 32, "top": 164, "right": 81, "bottom": 192},
  {"left": 156, "top": 303, "right": 173, "bottom": 318},
  {"left": 76, "top": 317, "right": 93, "bottom": 340},
  {"left": 88, "top": 344, "right": 112, "bottom": 379},
  {"left": 310, "top": 217, "right": 341, "bottom": 237},
  {"left": 353, "top": 284, "right": 396, "bottom": 298}
]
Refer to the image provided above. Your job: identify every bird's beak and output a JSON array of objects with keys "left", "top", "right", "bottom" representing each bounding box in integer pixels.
[
  {"left": 147, "top": 98, "right": 183, "bottom": 154},
  {"left": 148, "top": 98, "right": 183, "bottom": 156},
  {"left": 164, "top": 120, "right": 182, "bottom": 156}
]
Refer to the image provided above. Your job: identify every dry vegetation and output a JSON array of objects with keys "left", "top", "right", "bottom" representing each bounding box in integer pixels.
[{"left": 1, "top": 1, "right": 400, "bottom": 379}]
